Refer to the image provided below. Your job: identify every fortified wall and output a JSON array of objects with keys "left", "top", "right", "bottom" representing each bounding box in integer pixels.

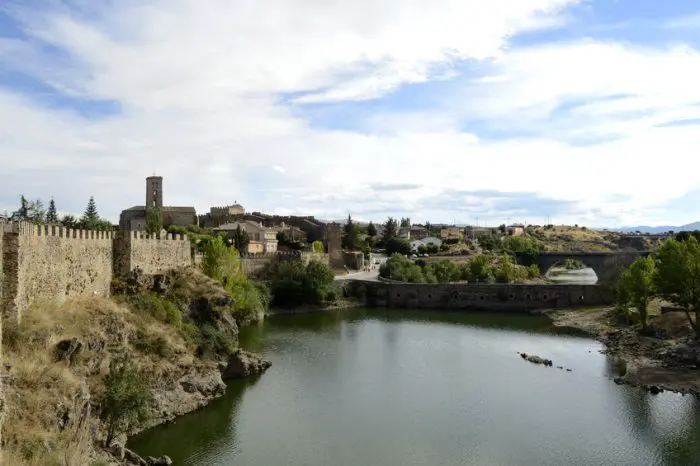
[
  {"left": 345, "top": 280, "right": 613, "bottom": 312},
  {"left": 1, "top": 222, "right": 193, "bottom": 323}
]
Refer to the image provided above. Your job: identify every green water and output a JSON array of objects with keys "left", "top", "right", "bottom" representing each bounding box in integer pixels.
[{"left": 130, "top": 309, "right": 700, "bottom": 465}]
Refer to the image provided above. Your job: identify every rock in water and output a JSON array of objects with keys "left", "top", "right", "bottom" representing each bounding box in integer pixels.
[{"left": 221, "top": 350, "right": 272, "bottom": 380}]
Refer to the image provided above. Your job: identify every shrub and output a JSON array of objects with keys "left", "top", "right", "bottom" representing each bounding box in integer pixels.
[
  {"left": 269, "top": 259, "right": 336, "bottom": 308},
  {"left": 131, "top": 330, "right": 172, "bottom": 358},
  {"left": 100, "top": 353, "right": 155, "bottom": 446}
]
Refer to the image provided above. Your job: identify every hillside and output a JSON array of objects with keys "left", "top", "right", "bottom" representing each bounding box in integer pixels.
[
  {"left": 526, "top": 225, "right": 658, "bottom": 253},
  {"left": 615, "top": 221, "right": 700, "bottom": 234},
  {"left": 2, "top": 267, "right": 268, "bottom": 466}
]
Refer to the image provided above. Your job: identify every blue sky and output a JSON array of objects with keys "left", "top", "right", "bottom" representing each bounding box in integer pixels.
[{"left": 1, "top": 0, "right": 700, "bottom": 227}]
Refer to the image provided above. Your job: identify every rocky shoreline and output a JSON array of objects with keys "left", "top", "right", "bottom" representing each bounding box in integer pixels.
[
  {"left": 545, "top": 307, "right": 700, "bottom": 396},
  {"left": 108, "top": 350, "right": 272, "bottom": 466}
]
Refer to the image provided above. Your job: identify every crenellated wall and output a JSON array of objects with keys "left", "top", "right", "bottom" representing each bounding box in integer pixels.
[
  {"left": 1, "top": 222, "right": 193, "bottom": 322},
  {"left": 114, "top": 230, "right": 191, "bottom": 276}
]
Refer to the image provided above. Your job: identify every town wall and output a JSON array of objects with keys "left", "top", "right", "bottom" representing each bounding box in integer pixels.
[
  {"left": 1, "top": 222, "right": 194, "bottom": 323},
  {"left": 114, "top": 230, "right": 192, "bottom": 276},
  {"left": 2, "top": 223, "right": 115, "bottom": 322},
  {"left": 344, "top": 280, "right": 612, "bottom": 312}
]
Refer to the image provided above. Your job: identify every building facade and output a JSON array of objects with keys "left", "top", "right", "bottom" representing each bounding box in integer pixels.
[{"left": 119, "top": 176, "right": 197, "bottom": 230}]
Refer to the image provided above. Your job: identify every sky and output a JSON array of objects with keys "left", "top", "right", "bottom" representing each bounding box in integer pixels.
[{"left": 1, "top": 0, "right": 700, "bottom": 228}]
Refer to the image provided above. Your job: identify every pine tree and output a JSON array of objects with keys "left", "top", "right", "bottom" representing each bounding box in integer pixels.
[
  {"left": 342, "top": 214, "right": 358, "bottom": 250},
  {"left": 46, "top": 198, "right": 58, "bottom": 223},
  {"left": 83, "top": 197, "right": 99, "bottom": 222},
  {"left": 81, "top": 196, "right": 100, "bottom": 229},
  {"left": 382, "top": 217, "right": 398, "bottom": 244},
  {"left": 367, "top": 221, "right": 377, "bottom": 237}
]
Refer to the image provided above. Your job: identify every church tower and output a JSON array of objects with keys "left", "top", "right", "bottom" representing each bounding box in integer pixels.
[{"left": 146, "top": 175, "right": 163, "bottom": 210}]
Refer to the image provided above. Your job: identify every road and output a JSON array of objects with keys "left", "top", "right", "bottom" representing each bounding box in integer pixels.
[
  {"left": 334, "top": 269, "right": 380, "bottom": 282},
  {"left": 334, "top": 253, "right": 386, "bottom": 282}
]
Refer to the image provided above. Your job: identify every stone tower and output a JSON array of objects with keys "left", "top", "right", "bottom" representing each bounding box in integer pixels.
[{"left": 146, "top": 176, "right": 163, "bottom": 210}]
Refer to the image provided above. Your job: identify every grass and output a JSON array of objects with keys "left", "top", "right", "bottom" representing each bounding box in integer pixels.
[{"left": 1, "top": 295, "right": 197, "bottom": 465}]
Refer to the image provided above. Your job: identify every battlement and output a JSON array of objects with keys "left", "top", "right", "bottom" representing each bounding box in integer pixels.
[
  {"left": 129, "top": 230, "right": 188, "bottom": 241},
  {"left": 11, "top": 221, "right": 115, "bottom": 240}
]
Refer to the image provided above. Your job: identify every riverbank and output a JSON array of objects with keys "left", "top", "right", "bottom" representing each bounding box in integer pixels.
[
  {"left": 1, "top": 267, "right": 271, "bottom": 466},
  {"left": 546, "top": 306, "right": 700, "bottom": 396}
]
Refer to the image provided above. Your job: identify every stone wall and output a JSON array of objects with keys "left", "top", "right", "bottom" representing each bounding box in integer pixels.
[
  {"left": 116, "top": 231, "right": 192, "bottom": 276},
  {"left": 1, "top": 223, "right": 115, "bottom": 322},
  {"left": 239, "top": 251, "right": 330, "bottom": 277},
  {"left": 1, "top": 222, "right": 194, "bottom": 323},
  {"left": 342, "top": 251, "right": 364, "bottom": 270},
  {"left": 345, "top": 280, "right": 612, "bottom": 312}
]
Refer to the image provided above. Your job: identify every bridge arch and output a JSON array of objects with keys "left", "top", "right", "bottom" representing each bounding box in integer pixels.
[{"left": 513, "top": 251, "right": 650, "bottom": 284}]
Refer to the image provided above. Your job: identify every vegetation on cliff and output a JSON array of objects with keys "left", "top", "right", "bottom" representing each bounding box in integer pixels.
[
  {"left": 379, "top": 253, "right": 540, "bottom": 284},
  {"left": 2, "top": 266, "right": 245, "bottom": 465}
]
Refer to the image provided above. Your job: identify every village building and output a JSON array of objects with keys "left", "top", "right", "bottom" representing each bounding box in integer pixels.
[
  {"left": 213, "top": 220, "right": 279, "bottom": 253},
  {"left": 119, "top": 176, "right": 197, "bottom": 231}
]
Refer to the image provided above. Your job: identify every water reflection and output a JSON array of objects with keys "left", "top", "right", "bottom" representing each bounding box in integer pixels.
[
  {"left": 130, "top": 376, "right": 263, "bottom": 465},
  {"left": 130, "top": 309, "right": 700, "bottom": 466},
  {"left": 547, "top": 267, "right": 599, "bottom": 284}
]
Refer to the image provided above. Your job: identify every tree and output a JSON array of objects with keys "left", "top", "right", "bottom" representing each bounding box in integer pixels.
[
  {"left": 342, "top": 214, "right": 359, "bottom": 250},
  {"left": 655, "top": 237, "right": 700, "bottom": 338},
  {"left": 312, "top": 240, "right": 325, "bottom": 253},
  {"left": 27, "top": 198, "right": 46, "bottom": 223},
  {"left": 367, "top": 221, "right": 377, "bottom": 237},
  {"left": 100, "top": 353, "right": 155, "bottom": 446},
  {"left": 46, "top": 198, "right": 58, "bottom": 223},
  {"left": 233, "top": 225, "right": 250, "bottom": 253},
  {"left": 619, "top": 256, "right": 657, "bottom": 333},
  {"left": 61, "top": 214, "right": 78, "bottom": 228},
  {"left": 495, "top": 253, "right": 515, "bottom": 283},
  {"left": 385, "top": 237, "right": 411, "bottom": 256},
  {"left": 81, "top": 196, "right": 100, "bottom": 229},
  {"left": 400, "top": 217, "right": 411, "bottom": 228},
  {"left": 145, "top": 207, "right": 163, "bottom": 236},
  {"left": 382, "top": 217, "right": 398, "bottom": 244},
  {"left": 10, "top": 195, "right": 30, "bottom": 221}
]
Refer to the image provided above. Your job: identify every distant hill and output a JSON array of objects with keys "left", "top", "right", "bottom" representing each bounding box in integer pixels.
[{"left": 615, "top": 222, "right": 700, "bottom": 234}]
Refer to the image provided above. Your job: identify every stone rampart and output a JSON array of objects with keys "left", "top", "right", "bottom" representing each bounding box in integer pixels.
[
  {"left": 1, "top": 223, "right": 115, "bottom": 322},
  {"left": 1, "top": 222, "right": 194, "bottom": 322},
  {"left": 114, "top": 230, "right": 191, "bottom": 276},
  {"left": 345, "top": 280, "right": 612, "bottom": 312}
]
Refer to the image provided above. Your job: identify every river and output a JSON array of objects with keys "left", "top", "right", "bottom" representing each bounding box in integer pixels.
[{"left": 129, "top": 309, "right": 700, "bottom": 465}]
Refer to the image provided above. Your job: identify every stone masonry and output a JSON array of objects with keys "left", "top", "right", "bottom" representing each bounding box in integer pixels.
[{"left": 1, "top": 222, "right": 193, "bottom": 323}]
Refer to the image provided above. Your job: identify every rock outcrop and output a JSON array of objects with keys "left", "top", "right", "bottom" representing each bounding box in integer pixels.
[{"left": 220, "top": 350, "right": 272, "bottom": 380}]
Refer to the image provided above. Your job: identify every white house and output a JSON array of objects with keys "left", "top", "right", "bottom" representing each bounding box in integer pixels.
[{"left": 410, "top": 236, "right": 443, "bottom": 252}]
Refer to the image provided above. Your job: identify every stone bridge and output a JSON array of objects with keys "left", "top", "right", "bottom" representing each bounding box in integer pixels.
[{"left": 514, "top": 251, "right": 651, "bottom": 281}]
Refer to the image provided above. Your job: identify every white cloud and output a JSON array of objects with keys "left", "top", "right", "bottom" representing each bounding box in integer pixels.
[{"left": 0, "top": 0, "right": 699, "bottom": 227}]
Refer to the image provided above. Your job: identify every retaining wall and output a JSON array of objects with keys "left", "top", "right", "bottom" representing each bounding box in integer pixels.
[{"left": 345, "top": 280, "right": 613, "bottom": 312}]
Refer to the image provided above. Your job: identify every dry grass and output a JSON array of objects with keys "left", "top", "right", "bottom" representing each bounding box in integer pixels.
[{"left": 2, "top": 295, "right": 192, "bottom": 465}]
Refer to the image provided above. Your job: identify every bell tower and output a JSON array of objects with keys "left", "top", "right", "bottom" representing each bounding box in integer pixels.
[{"left": 146, "top": 175, "right": 163, "bottom": 210}]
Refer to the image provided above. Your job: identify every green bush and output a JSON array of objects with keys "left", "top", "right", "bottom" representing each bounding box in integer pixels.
[
  {"left": 197, "top": 324, "right": 236, "bottom": 358},
  {"left": 269, "top": 259, "right": 336, "bottom": 307},
  {"left": 100, "top": 353, "right": 155, "bottom": 446},
  {"left": 131, "top": 330, "right": 172, "bottom": 358},
  {"left": 126, "top": 292, "right": 183, "bottom": 328}
]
